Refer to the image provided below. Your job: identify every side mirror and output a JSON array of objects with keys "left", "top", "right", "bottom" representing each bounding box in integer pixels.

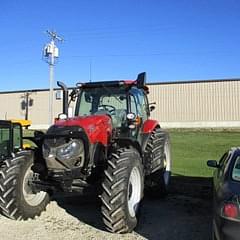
[
  {"left": 207, "top": 160, "right": 219, "bottom": 168},
  {"left": 150, "top": 106, "right": 155, "bottom": 112},
  {"left": 149, "top": 102, "right": 156, "bottom": 112}
]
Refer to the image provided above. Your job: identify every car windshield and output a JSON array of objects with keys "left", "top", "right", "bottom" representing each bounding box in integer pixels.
[
  {"left": 0, "top": 125, "right": 10, "bottom": 158},
  {"left": 76, "top": 87, "right": 127, "bottom": 128},
  {"left": 232, "top": 155, "right": 240, "bottom": 182}
]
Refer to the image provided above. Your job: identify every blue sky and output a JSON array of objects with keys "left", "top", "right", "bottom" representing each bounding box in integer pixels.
[{"left": 0, "top": 0, "right": 240, "bottom": 91}]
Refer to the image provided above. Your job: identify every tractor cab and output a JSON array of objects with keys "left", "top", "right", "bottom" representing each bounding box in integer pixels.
[
  {"left": 0, "top": 120, "right": 23, "bottom": 159},
  {"left": 66, "top": 72, "right": 151, "bottom": 139}
]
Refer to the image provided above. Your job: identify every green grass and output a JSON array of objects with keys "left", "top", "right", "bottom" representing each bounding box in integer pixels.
[
  {"left": 23, "top": 129, "right": 240, "bottom": 177},
  {"left": 170, "top": 130, "right": 240, "bottom": 177}
]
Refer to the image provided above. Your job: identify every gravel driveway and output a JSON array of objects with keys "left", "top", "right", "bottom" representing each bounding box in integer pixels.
[{"left": 0, "top": 176, "right": 212, "bottom": 240}]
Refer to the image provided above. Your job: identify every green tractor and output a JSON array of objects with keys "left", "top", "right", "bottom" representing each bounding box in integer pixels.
[{"left": 0, "top": 120, "right": 49, "bottom": 219}]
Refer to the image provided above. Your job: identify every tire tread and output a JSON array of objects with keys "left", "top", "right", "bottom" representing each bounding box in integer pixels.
[{"left": 101, "top": 148, "right": 142, "bottom": 233}]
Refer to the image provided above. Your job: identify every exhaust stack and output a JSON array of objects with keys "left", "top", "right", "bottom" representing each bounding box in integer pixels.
[{"left": 57, "top": 81, "right": 68, "bottom": 116}]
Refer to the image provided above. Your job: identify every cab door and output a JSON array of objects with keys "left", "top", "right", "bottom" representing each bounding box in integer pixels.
[
  {"left": 128, "top": 88, "right": 149, "bottom": 139},
  {"left": 129, "top": 93, "right": 139, "bottom": 139}
]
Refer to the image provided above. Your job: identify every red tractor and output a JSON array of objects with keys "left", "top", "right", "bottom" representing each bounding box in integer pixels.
[{"left": 0, "top": 72, "right": 171, "bottom": 233}]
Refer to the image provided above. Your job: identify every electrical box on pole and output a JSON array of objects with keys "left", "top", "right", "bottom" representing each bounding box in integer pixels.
[
  {"left": 44, "top": 43, "right": 59, "bottom": 58},
  {"left": 43, "top": 30, "right": 63, "bottom": 125}
]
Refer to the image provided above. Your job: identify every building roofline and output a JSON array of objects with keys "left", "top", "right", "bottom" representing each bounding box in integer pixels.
[
  {"left": 147, "top": 78, "right": 240, "bottom": 85},
  {"left": 1, "top": 77, "right": 240, "bottom": 94}
]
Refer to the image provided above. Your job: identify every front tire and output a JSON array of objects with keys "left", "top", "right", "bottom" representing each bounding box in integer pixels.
[
  {"left": 0, "top": 151, "right": 50, "bottom": 220},
  {"left": 101, "top": 148, "right": 143, "bottom": 233}
]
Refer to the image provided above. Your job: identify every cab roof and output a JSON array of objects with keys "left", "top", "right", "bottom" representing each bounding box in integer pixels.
[{"left": 77, "top": 72, "right": 149, "bottom": 93}]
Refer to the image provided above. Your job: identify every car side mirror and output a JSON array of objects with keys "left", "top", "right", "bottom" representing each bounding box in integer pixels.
[
  {"left": 207, "top": 160, "right": 219, "bottom": 168},
  {"left": 150, "top": 106, "right": 155, "bottom": 112}
]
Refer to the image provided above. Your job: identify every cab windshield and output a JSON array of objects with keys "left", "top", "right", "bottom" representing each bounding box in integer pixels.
[{"left": 76, "top": 87, "right": 127, "bottom": 128}]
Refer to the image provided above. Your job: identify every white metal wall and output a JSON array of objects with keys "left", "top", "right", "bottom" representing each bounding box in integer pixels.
[
  {"left": 0, "top": 90, "right": 62, "bottom": 129},
  {"left": 0, "top": 79, "right": 239, "bottom": 129},
  {"left": 148, "top": 80, "right": 240, "bottom": 128}
]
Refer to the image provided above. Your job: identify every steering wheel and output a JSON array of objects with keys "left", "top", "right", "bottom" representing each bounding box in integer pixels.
[{"left": 98, "top": 104, "right": 116, "bottom": 114}]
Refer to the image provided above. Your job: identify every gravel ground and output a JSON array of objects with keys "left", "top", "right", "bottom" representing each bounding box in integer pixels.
[{"left": 0, "top": 176, "right": 212, "bottom": 240}]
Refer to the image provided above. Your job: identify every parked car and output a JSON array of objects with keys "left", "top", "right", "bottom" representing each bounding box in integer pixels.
[{"left": 207, "top": 147, "right": 240, "bottom": 240}]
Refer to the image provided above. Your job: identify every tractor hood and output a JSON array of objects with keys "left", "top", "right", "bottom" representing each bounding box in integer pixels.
[{"left": 54, "top": 115, "right": 113, "bottom": 146}]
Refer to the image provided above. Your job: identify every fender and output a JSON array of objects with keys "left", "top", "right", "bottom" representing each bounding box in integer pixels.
[
  {"left": 141, "top": 119, "right": 160, "bottom": 152},
  {"left": 142, "top": 119, "right": 160, "bottom": 133}
]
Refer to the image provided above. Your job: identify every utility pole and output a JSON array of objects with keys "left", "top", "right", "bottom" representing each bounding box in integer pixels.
[
  {"left": 43, "top": 30, "right": 63, "bottom": 125},
  {"left": 25, "top": 92, "right": 29, "bottom": 121},
  {"left": 20, "top": 91, "right": 33, "bottom": 124}
]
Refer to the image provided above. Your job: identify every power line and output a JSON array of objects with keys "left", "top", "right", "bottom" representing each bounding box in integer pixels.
[{"left": 66, "top": 50, "right": 239, "bottom": 59}]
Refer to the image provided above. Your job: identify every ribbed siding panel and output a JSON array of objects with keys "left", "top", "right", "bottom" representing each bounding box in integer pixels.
[
  {"left": 0, "top": 90, "right": 62, "bottom": 125},
  {"left": 0, "top": 80, "right": 239, "bottom": 127},
  {"left": 148, "top": 80, "right": 240, "bottom": 122}
]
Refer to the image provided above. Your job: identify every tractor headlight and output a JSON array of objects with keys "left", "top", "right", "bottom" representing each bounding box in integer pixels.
[
  {"left": 42, "top": 139, "right": 84, "bottom": 161},
  {"left": 56, "top": 139, "right": 84, "bottom": 161}
]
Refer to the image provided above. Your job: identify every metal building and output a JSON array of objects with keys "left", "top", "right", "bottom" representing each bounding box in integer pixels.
[{"left": 0, "top": 78, "right": 239, "bottom": 129}]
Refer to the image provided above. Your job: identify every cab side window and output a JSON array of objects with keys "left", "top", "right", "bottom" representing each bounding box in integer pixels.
[
  {"left": 13, "top": 124, "right": 22, "bottom": 151},
  {"left": 130, "top": 95, "right": 138, "bottom": 115},
  {"left": 137, "top": 90, "right": 148, "bottom": 122},
  {"left": 129, "top": 88, "right": 148, "bottom": 122}
]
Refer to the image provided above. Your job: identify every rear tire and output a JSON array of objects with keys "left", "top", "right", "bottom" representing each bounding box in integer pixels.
[
  {"left": 101, "top": 148, "right": 143, "bottom": 233},
  {"left": 0, "top": 151, "right": 50, "bottom": 220},
  {"left": 145, "top": 128, "right": 171, "bottom": 197}
]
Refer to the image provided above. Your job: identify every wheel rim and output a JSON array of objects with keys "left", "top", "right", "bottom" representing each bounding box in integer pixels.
[
  {"left": 23, "top": 165, "right": 47, "bottom": 206},
  {"left": 163, "top": 139, "right": 171, "bottom": 186},
  {"left": 127, "top": 166, "right": 141, "bottom": 218}
]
